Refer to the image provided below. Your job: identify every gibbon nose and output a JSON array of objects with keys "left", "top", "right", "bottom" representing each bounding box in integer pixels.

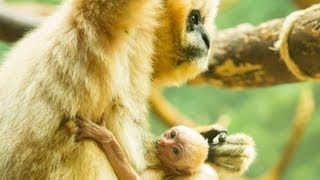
[{"left": 202, "top": 33, "right": 210, "bottom": 49}]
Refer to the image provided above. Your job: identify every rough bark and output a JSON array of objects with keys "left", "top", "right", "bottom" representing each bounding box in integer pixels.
[
  {"left": 294, "top": 0, "right": 320, "bottom": 8},
  {"left": 191, "top": 6, "right": 320, "bottom": 88}
]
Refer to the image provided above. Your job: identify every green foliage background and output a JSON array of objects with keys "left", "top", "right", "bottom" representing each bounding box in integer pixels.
[{"left": 1, "top": 0, "right": 319, "bottom": 179}]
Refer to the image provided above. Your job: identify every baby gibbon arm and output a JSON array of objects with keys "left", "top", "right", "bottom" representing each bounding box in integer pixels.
[
  {"left": 75, "top": 117, "right": 139, "bottom": 180},
  {"left": 207, "top": 133, "right": 256, "bottom": 176},
  {"left": 197, "top": 125, "right": 256, "bottom": 176}
]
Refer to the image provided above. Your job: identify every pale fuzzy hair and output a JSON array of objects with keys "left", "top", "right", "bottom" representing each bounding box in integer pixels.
[{"left": 175, "top": 125, "right": 209, "bottom": 172}]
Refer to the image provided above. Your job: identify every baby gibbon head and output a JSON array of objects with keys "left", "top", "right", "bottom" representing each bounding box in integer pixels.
[
  {"left": 155, "top": 125, "right": 209, "bottom": 175},
  {"left": 152, "top": 0, "right": 220, "bottom": 87}
]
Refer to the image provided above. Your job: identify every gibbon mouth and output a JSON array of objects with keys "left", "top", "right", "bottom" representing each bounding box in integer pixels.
[
  {"left": 176, "top": 47, "right": 208, "bottom": 66},
  {"left": 183, "top": 45, "right": 208, "bottom": 59}
]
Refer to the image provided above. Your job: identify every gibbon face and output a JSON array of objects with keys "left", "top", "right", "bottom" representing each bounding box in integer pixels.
[
  {"left": 153, "top": 0, "right": 219, "bottom": 86},
  {"left": 155, "top": 126, "right": 208, "bottom": 175}
]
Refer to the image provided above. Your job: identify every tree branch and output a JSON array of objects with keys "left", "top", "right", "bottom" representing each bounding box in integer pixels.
[
  {"left": 0, "top": 2, "right": 50, "bottom": 43},
  {"left": 294, "top": 0, "right": 320, "bottom": 8},
  {"left": 191, "top": 4, "right": 320, "bottom": 89}
]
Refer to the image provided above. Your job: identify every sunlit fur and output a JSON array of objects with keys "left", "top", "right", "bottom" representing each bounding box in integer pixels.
[
  {"left": 152, "top": 0, "right": 219, "bottom": 87},
  {"left": 0, "top": 0, "right": 221, "bottom": 179}
]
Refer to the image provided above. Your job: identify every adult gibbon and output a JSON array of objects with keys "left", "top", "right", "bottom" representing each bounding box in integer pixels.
[{"left": 0, "top": 0, "right": 255, "bottom": 179}]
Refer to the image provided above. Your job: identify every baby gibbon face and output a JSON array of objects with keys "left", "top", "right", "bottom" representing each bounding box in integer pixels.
[
  {"left": 152, "top": 0, "right": 219, "bottom": 87},
  {"left": 155, "top": 125, "right": 209, "bottom": 175}
]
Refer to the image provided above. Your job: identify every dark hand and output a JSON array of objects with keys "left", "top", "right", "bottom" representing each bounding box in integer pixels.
[{"left": 199, "top": 124, "right": 227, "bottom": 144}]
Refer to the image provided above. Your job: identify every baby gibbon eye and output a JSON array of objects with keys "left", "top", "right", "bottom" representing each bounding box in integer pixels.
[
  {"left": 172, "top": 147, "right": 180, "bottom": 156},
  {"left": 169, "top": 131, "right": 176, "bottom": 139}
]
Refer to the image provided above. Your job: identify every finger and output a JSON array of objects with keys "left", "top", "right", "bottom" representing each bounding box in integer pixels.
[
  {"left": 98, "top": 113, "right": 106, "bottom": 126},
  {"left": 75, "top": 130, "right": 89, "bottom": 141},
  {"left": 219, "top": 130, "right": 228, "bottom": 134},
  {"left": 75, "top": 116, "right": 85, "bottom": 126},
  {"left": 200, "top": 126, "right": 228, "bottom": 144},
  {"left": 218, "top": 131, "right": 227, "bottom": 143},
  {"left": 98, "top": 118, "right": 105, "bottom": 126},
  {"left": 76, "top": 114, "right": 90, "bottom": 124},
  {"left": 76, "top": 116, "right": 95, "bottom": 128},
  {"left": 201, "top": 130, "right": 220, "bottom": 144}
]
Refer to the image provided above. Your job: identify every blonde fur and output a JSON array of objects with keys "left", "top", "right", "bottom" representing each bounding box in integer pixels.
[
  {"left": 152, "top": 0, "right": 219, "bottom": 87},
  {"left": 0, "top": 0, "right": 220, "bottom": 179},
  {"left": 175, "top": 125, "right": 209, "bottom": 173}
]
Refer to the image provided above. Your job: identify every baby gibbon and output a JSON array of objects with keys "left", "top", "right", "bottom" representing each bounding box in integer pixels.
[{"left": 75, "top": 116, "right": 210, "bottom": 179}]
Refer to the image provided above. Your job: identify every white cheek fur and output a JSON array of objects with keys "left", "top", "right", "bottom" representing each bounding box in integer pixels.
[
  {"left": 186, "top": 31, "right": 208, "bottom": 51},
  {"left": 195, "top": 56, "right": 209, "bottom": 72}
]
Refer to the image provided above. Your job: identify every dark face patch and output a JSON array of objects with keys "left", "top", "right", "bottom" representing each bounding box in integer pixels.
[
  {"left": 183, "top": 44, "right": 207, "bottom": 59},
  {"left": 175, "top": 45, "right": 208, "bottom": 66},
  {"left": 174, "top": 9, "right": 211, "bottom": 66}
]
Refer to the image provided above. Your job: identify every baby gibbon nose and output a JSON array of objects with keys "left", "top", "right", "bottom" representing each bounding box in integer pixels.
[
  {"left": 160, "top": 141, "right": 165, "bottom": 148},
  {"left": 158, "top": 138, "right": 174, "bottom": 147}
]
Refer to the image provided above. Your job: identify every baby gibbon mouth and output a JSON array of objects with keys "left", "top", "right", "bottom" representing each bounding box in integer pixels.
[{"left": 155, "top": 142, "right": 164, "bottom": 156}]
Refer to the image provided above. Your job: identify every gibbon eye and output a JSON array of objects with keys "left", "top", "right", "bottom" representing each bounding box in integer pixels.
[
  {"left": 169, "top": 131, "right": 176, "bottom": 139},
  {"left": 172, "top": 147, "right": 180, "bottom": 156},
  {"left": 189, "top": 10, "right": 201, "bottom": 25}
]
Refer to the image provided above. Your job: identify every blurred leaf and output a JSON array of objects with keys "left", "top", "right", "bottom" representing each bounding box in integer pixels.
[{"left": 0, "top": 41, "right": 9, "bottom": 60}]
